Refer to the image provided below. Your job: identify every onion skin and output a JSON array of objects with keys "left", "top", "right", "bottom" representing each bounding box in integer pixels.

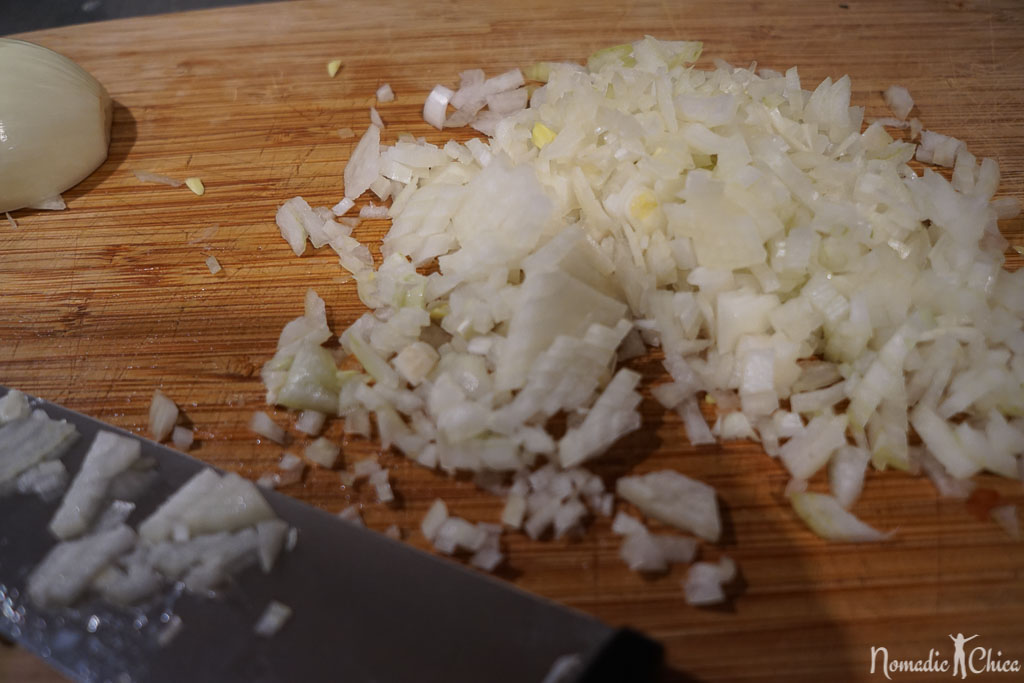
[{"left": 0, "top": 39, "right": 113, "bottom": 212}]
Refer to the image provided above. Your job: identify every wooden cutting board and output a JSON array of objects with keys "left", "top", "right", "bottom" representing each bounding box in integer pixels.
[{"left": 3, "top": 1, "right": 1023, "bottom": 680}]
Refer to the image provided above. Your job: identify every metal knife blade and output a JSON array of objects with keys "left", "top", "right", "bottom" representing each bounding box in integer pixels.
[{"left": 0, "top": 387, "right": 663, "bottom": 683}]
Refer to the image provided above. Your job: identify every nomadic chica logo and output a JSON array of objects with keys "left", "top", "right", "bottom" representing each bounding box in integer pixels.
[{"left": 870, "top": 634, "right": 1021, "bottom": 679}]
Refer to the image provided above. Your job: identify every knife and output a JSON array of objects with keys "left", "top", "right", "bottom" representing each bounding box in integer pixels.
[{"left": 0, "top": 386, "right": 663, "bottom": 683}]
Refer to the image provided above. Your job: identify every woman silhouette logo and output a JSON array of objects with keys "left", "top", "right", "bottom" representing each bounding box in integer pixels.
[{"left": 949, "top": 634, "right": 979, "bottom": 679}]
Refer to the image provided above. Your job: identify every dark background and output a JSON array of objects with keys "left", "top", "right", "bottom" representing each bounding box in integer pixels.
[{"left": 3, "top": 0, "right": 270, "bottom": 35}]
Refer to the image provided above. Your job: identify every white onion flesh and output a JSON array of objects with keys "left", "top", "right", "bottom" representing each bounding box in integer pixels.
[
  {"left": 294, "top": 409, "right": 326, "bottom": 435},
  {"left": 16, "top": 459, "right": 69, "bottom": 499},
  {"left": 422, "top": 85, "right": 455, "bottom": 130},
  {"left": 14, "top": 412, "right": 291, "bottom": 613},
  {"left": 0, "top": 411, "right": 78, "bottom": 484},
  {"left": 376, "top": 83, "right": 395, "bottom": 102},
  {"left": 205, "top": 255, "right": 222, "bottom": 275},
  {"left": 789, "top": 492, "right": 889, "bottom": 542},
  {"left": 883, "top": 85, "right": 914, "bottom": 120},
  {"left": 27, "top": 524, "right": 136, "bottom": 608},
  {"left": 50, "top": 430, "right": 140, "bottom": 539},
  {"left": 616, "top": 470, "right": 721, "bottom": 542},
  {"left": 149, "top": 390, "right": 179, "bottom": 442},
  {"left": 304, "top": 436, "right": 340, "bottom": 468},
  {"left": 254, "top": 600, "right": 292, "bottom": 636},
  {"left": 683, "top": 556, "right": 735, "bottom": 606},
  {"left": 249, "top": 411, "right": 289, "bottom": 444},
  {"left": 0, "top": 39, "right": 112, "bottom": 212}
]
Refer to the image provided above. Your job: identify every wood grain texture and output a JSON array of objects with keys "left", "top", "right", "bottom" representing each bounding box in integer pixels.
[{"left": 2, "top": 0, "right": 1023, "bottom": 680}]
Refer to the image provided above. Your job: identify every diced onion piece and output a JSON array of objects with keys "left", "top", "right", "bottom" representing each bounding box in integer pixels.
[
  {"left": 683, "top": 557, "right": 735, "bottom": 607},
  {"left": 149, "top": 390, "right": 179, "bottom": 442},
  {"left": 254, "top": 600, "right": 292, "bottom": 637},
  {"left": 139, "top": 468, "right": 221, "bottom": 541},
  {"left": 295, "top": 409, "right": 326, "bottom": 436},
  {"left": 359, "top": 202, "right": 390, "bottom": 219},
  {"left": 332, "top": 197, "right": 355, "bottom": 216},
  {"left": 558, "top": 368, "right": 643, "bottom": 468},
  {"left": 0, "top": 412, "right": 79, "bottom": 485},
  {"left": 337, "top": 504, "right": 364, "bottom": 525},
  {"left": 176, "top": 473, "right": 276, "bottom": 537},
  {"left": 279, "top": 452, "right": 303, "bottom": 471},
  {"left": 434, "top": 516, "right": 487, "bottom": 554},
  {"left": 370, "top": 106, "right": 384, "bottom": 129},
  {"left": 916, "top": 130, "right": 965, "bottom": 167},
  {"left": 828, "top": 446, "right": 870, "bottom": 509},
  {"left": 27, "top": 524, "right": 136, "bottom": 608},
  {"left": 393, "top": 341, "right": 440, "bottom": 386},
  {"left": 250, "top": 411, "right": 289, "bottom": 445},
  {"left": 376, "top": 83, "right": 395, "bottom": 102},
  {"left": 0, "top": 388, "right": 30, "bottom": 424},
  {"left": 327, "top": 59, "right": 342, "bottom": 78},
  {"left": 470, "top": 545, "right": 504, "bottom": 571},
  {"left": 778, "top": 413, "right": 849, "bottom": 480},
  {"left": 257, "top": 519, "right": 290, "bottom": 572},
  {"left": 370, "top": 468, "right": 394, "bottom": 503},
  {"left": 352, "top": 457, "right": 382, "bottom": 478},
  {"left": 5, "top": 211, "right": 15, "bottom": 229},
  {"left": 304, "top": 437, "right": 340, "bottom": 468},
  {"left": 919, "top": 450, "right": 975, "bottom": 499},
  {"left": 423, "top": 85, "right": 455, "bottom": 130},
  {"left": 501, "top": 493, "right": 527, "bottom": 528},
  {"left": 421, "top": 498, "right": 448, "bottom": 540},
  {"left": 611, "top": 511, "right": 647, "bottom": 536},
  {"left": 616, "top": 470, "right": 721, "bottom": 542},
  {"left": 16, "top": 460, "right": 68, "bottom": 499},
  {"left": 205, "top": 255, "right": 222, "bottom": 274},
  {"left": 344, "top": 125, "right": 382, "bottom": 200},
  {"left": 50, "top": 430, "right": 141, "bottom": 539},
  {"left": 789, "top": 492, "right": 889, "bottom": 542},
  {"left": 619, "top": 531, "right": 667, "bottom": 572},
  {"left": 882, "top": 85, "right": 914, "bottom": 120},
  {"left": 171, "top": 426, "right": 194, "bottom": 450}
]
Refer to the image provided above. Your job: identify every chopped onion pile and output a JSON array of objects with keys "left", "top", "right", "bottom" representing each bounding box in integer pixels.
[{"left": 262, "top": 37, "right": 1023, "bottom": 588}]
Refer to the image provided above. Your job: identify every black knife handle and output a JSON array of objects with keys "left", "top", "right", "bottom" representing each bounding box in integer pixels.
[{"left": 574, "top": 628, "right": 665, "bottom": 683}]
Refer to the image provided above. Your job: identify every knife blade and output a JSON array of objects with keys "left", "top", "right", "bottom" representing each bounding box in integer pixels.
[{"left": 0, "top": 387, "right": 663, "bottom": 683}]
